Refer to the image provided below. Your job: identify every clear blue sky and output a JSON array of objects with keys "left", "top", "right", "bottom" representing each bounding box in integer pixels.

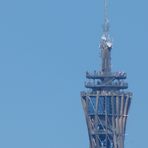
[{"left": 0, "top": 0, "right": 147, "bottom": 148}]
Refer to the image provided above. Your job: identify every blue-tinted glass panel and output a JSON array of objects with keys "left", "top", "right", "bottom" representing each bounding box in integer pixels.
[
  {"left": 106, "top": 96, "right": 112, "bottom": 114},
  {"left": 113, "top": 96, "right": 116, "bottom": 115},
  {"left": 123, "top": 96, "right": 127, "bottom": 113},
  {"left": 98, "top": 96, "right": 105, "bottom": 114},
  {"left": 88, "top": 96, "right": 96, "bottom": 114},
  {"left": 90, "top": 96, "right": 96, "bottom": 107},
  {"left": 99, "top": 135, "right": 106, "bottom": 145},
  {"left": 118, "top": 96, "right": 121, "bottom": 115},
  {"left": 126, "top": 97, "right": 131, "bottom": 115}
]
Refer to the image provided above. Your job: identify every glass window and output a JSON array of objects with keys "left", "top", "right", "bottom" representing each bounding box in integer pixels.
[
  {"left": 118, "top": 96, "right": 121, "bottom": 115},
  {"left": 113, "top": 96, "right": 116, "bottom": 115},
  {"left": 88, "top": 96, "right": 96, "bottom": 114},
  {"left": 98, "top": 96, "right": 105, "bottom": 114},
  {"left": 106, "top": 96, "right": 112, "bottom": 114}
]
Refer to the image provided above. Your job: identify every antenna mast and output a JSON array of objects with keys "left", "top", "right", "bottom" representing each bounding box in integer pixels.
[
  {"left": 100, "top": 0, "right": 112, "bottom": 74},
  {"left": 104, "top": 0, "right": 109, "bottom": 35}
]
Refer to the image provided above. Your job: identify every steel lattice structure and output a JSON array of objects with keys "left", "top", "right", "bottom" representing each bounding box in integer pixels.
[{"left": 81, "top": 0, "right": 132, "bottom": 148}]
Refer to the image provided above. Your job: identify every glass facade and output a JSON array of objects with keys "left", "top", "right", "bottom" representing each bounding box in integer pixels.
[{"left": 81, "top": 93, "right": 132, "bottom": 148}]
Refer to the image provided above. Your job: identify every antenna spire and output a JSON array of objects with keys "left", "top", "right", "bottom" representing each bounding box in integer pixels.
[
  {"left": 100, "top": 0, "right": 112, "bottom": 74},
  {"left": 104, "top": 0, "right": 109, "bottom": 36}
]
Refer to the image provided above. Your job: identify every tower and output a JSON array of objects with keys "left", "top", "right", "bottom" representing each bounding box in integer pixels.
[{"left": 81, "top": 0, "right": 132, "bottom": 148}]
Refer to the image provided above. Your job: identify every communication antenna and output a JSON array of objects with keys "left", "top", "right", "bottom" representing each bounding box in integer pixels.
[
  {"left": 103, "top": 0, "right": 110, "bottom": 36},
  {"left": 100, "top": 0, "right": 112, "bottom": 74}
]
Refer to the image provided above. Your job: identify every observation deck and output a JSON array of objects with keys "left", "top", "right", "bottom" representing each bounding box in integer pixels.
[{"left": 85, "top": 70, "right": 128, "bottom": 91}]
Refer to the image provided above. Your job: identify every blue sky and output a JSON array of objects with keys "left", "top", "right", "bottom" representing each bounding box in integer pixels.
[{"left": 0, "top": 0, "right": 147, "bottom": 148}]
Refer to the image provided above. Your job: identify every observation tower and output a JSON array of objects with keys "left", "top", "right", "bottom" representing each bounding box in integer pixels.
[{"left": 81, "top": 0, "right": 132, "bottom": 148}]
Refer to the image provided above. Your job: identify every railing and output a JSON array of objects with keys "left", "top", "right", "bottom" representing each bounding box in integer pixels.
[
  {"left": 81, "top": 91, "right": 132, "bottom": 97},
  {"left": 86, "top": 71, "right": 127, "bottom": 79},
  {"left": 85, "top": 81, "right": 128, "bottom": 89}
]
